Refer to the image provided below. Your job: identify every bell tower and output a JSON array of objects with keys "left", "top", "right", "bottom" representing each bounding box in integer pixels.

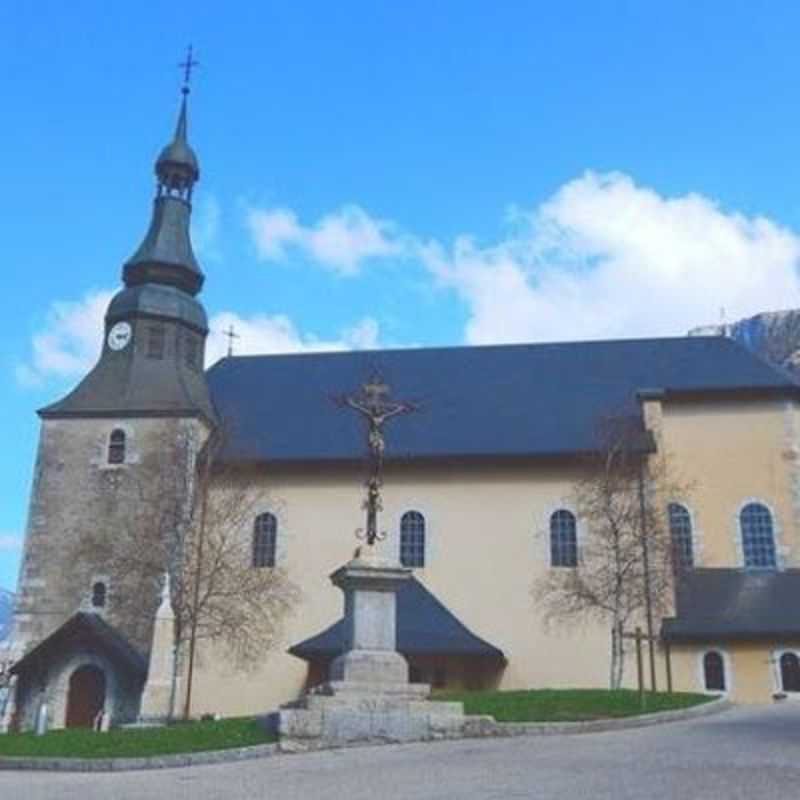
[
  {"left": 11, "top": 70, "right": 215, "bottom": 670},
  {"left": 39, "top": 76, "right": 214, "bottom": 422}
]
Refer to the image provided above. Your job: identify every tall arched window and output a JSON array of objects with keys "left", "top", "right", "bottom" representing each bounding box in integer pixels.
[
  {"left": 400, "top": 511, "right": 425, "bottom": 568},
  {"left": 107, "top": 429, "right": 126, "bottom": 464},
  {"left": 668, "top": 503, "right": 694, "bottom": 570},
  {"left": 253, "top": 513, "right": 277, "bottom": 568},
  {"left": 740, "top": 502, "right": 777, "bottom": 569},
  {"left": 780, "top": 652, "right": 800, "bottom": 693},
  {"left": 91, "top": 581, "right": 107, "bottom": 609},
  {"left": 703, "top": 651, "right": 726, "bottom": 692},
  {"left": 550, "top": 509, "right": 577, "bottom": 568}
]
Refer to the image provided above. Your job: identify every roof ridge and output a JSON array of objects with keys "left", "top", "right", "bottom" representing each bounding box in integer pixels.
[{"left": 207, "top": 334, "right": 740, "bottom": 367}]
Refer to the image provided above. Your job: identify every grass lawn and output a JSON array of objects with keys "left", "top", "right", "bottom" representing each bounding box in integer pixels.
[
  {"left": 433, "top": 688, "right": 715, "bottom": 723},
  {"left": 0, "top": 717, "right": 275, "bottom": 760}
]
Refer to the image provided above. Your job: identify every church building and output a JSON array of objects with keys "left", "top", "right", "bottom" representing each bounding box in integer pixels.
[{"left": 5, "top": 84, "right": 800, "bottom": 731}]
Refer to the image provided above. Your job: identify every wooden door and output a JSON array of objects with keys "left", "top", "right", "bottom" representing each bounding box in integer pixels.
[{"left": 65, "top": 665, "right": 106, "bottom": 728}]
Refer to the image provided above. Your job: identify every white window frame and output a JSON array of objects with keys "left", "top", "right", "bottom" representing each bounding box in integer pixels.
[
  {"left": 772, "top": 648, "right": 800, "bottom": 698},
  {"left": 392, "top": 503, "right": 433, "bottom": 569},
  {"left": 397, "top": 509, "right": 427, "bottom": 570},
  {"left": 734, "top": 498, "right": 784, "bottom": 571},
  {"left": 252, "top": 511, "right": 279, "bottom": 568},
  {"left": 697, "top": 648, "right": 732, "bottom": 696},
  {"left": 94, "top": 423, "right": 139, "bottom": 469},
  {"left": 538, "top": 502, "right": 585, "bottom": 568},
  {"left": 666, "top": 500, "right": 702, "bottom": 568}
]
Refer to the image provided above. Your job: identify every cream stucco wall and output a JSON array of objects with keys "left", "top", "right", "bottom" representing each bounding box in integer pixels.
[
  {"left": 182, "top": 394, "right": 800, "bottom": 715},
  {"left": 188, "top": 461, "right": 619, "bottom": 717},
  {"left": 668, "top": 642, "right": 800, "bottom": 704},
  {"left": 656, "top": 397, "right": 798, "bottom": 570}
]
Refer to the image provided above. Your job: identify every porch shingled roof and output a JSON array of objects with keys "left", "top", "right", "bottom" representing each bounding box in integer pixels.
[{"left": 289, "top": 577, "right": 504, "bottom": 661}]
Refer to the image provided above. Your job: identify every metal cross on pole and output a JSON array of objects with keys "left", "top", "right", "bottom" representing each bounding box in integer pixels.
[
  {"left": 222, "top": 324, "right": 240, "bottom": 357},
  {"left": 178, "top": 44, "right": 199, "bottom": 92},
  {"left": 336, "top": 372, "right": 417, "bottom": 547}
]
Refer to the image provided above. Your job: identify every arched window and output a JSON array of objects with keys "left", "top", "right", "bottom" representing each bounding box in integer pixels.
[
  {"left": 107, "top": 429, "right": 126, "bottom": 464},
  {"left": 400, "top": 511, "right": 425, "bottom": 568},
  {"left": 91, "top": 581, "right": 107, "bottom": 609},
  {"left": 550, "top": 509, "right": 577, "bottom": 568},
  {"left": 252, "top": 513, "right": 277, "bottom": 568},
  {"left": 703, "top": 651, "right": 726, "bottom": 692},
  {"left": 740, "top": 502, "right": 777, "bottom": 569},
  {"left": 780, "top": 652, "right": 800, "bottom": 693},
  {"left": 668, "top": 503, "right": 694, "bottom": 570}
]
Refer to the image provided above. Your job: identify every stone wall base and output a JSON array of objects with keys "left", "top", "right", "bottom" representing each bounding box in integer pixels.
[{"left": 278, "top": 681, "right": 466, "bottom": 747}]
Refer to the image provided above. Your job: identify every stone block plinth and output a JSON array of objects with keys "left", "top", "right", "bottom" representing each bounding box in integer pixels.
[
  {"left": 278, "top": 548, "right": 467, "bottom": 747},
  {"left": 278, "top": 681, "right": 466, "bottom": 746}
]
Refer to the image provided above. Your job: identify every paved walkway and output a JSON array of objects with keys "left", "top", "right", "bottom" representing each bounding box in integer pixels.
[{"left": 2, "top": 703, "right": 800, "bottom": 799}]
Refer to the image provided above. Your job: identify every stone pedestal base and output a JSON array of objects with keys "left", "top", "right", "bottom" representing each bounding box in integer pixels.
[
  {"left": 279, "top": 550, "right": 466, "bottom": 748},
  {"left": 329, "top": 649, "right": 409, "bottom": 684},
  {"left": 278, "top": 681, "right": 466, "bottom": 747}
]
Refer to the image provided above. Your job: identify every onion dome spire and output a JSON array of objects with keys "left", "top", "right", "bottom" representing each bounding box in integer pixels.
[
  {"left": 155, "top": 85, "right": 199, "bottom": 198},
  {"left": 123, "top": 46, "right": 204, "bottom": 296}
]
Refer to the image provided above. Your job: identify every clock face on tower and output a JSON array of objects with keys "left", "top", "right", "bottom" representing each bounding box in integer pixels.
[{"left": 107, "top": 321, "right": 132, "bottom": 351}]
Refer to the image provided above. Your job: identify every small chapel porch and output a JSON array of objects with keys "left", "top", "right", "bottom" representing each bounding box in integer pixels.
[
  {"left": 7, "top": 612, "right": 146, "bottom": 732},
  {"left": 288, "top": 576, "right": 506, "bottom": 693}
]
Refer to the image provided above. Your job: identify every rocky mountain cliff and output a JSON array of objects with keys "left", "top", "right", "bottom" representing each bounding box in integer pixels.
[{"left": 690, "top": 310, "right": 800, "bottom": 375}]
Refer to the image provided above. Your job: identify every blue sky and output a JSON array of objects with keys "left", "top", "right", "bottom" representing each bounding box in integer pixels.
[{"left": 2, "top": 1, "right": 800, "bottom": 589}]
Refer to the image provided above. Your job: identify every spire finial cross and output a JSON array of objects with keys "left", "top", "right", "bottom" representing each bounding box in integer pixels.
[
  {"left": 179, "top": 45, "right": 199, "bottom": 94},
  {"left": 223, "top": 324, "right": 240, "bottom": 357}
]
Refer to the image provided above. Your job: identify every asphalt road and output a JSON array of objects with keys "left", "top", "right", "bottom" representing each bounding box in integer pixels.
[{"left": 2, "top": 703, "right": 799, "bottom": 800}]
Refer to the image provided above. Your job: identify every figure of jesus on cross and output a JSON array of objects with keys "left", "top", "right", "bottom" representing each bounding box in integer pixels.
[{"left": 336, "top": 373, "right": 417, "bottom": 546}]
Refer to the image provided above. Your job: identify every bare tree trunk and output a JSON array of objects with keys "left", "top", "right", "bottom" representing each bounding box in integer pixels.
[
  {"left": 637, "top": 459, "right": 657, "bottom": 692},
  {"left": 616, "top": 623, "right": 626, "bottom": 688},
  {"left": 609, "top": 622, "right": 617, "bottom": 689},
  {"left": 168, "top": 635, "right": 180, "bottom": 722},
  {"left": 183, "top": 461, "right": 210, "bottom": 720}
]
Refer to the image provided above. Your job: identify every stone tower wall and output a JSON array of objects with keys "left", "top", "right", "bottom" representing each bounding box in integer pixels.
[{"left": 13, "top": 415, "right": 207, "bottom": 656}]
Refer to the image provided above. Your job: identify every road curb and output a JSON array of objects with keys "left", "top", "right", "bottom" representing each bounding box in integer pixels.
[
  {"left": 0, "top": 697, "right": 730, "bottom": 772},
  {"left": 467, "top": 696, "right": 732, "bottom": 737},
  {"left": 0, "top": 742, "right": 280, "bottom": 773}
]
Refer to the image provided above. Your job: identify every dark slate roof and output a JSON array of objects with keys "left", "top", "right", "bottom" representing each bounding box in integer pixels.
[
  {"left": 207, "top": 336, "right": 798, "bottom": 464},
  {"left": 289, "top": 577, "right": 504, "bottom": 660},
  {"left": 107, "top": 283, "right": 208, "bottom": 332},
  {"left": 11, "top": 612, "right": 147, "bottom": 679},
  {"left": 661, "top": 569, "right": 800, "bottom": 642},
  {"left": 40, "top": 302, "right": 216, "bottom": 422}
]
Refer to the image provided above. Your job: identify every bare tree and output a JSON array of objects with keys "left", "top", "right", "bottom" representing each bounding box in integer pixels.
[
  {"left": 62, "top": 421, "right": 300, "bottom": 719},
  {"left": 533, "top": 414, "right": 689, "bottom": 689}
]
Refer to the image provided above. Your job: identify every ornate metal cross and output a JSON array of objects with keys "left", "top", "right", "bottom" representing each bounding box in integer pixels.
[
  {"left": 179, "top": 44, "right": 199, "bottom": 91},
  {"left": 337, "top": 373, "right": 416, "bottom": 546}
]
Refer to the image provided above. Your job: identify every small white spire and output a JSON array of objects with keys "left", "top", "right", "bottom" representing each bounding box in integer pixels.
[{"left": 156, "top": 572, "right": 174, "bottom": 619}]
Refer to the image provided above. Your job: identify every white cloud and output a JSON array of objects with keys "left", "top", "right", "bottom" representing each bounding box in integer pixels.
[
  {"left": 206, "top": 311, "right": 380, "bottom": 365},
  {"left": 246, "top": 204, "right": 402, "bottom": 276},
  {"left": 17, "top": 290, "right": 112, "bottom": 386},
  {"left": 421, "top": 171, "right": 800, "bottom": 344},
  {"left": 16, "top": 289, "right": 380, "bottom": 385},
  {"left": 0, "top": 534, "right": 21, "bottom": 552},
  {"left": 19, "top": 172, "right": 800, "bottom": 388}
]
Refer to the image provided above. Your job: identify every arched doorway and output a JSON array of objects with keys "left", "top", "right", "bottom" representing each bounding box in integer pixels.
[
  {"left": 65, "top": 665, "right": 106, "bottom": 728},
  {"left": 703, "top": 651, "right": 726, "bottom": 692},
  {"left": 780, "top": 652, "right": 800, "bottom": 693}
]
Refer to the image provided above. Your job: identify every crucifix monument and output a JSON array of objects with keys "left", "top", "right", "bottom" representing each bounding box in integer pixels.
[
  {"left": 338, "top": 372, "right": 416, "bottom": 549},
  {"left": 277, "top": 373, "right": 466, "bottom": 748}
]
